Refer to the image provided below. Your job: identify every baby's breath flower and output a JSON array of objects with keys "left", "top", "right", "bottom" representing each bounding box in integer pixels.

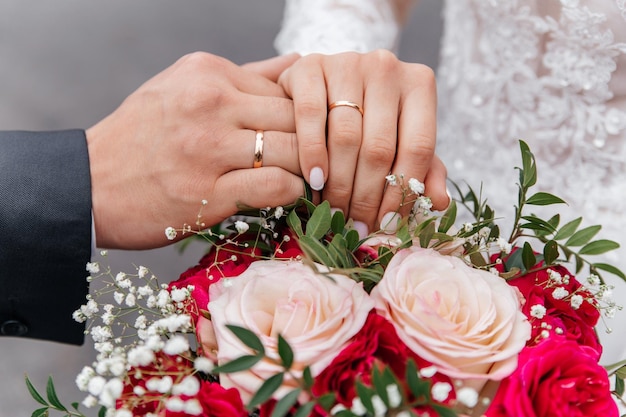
[
  {"left": 350, "top": 397, "right": 367, "bottom": 415},
  {"left": 82, "top": 395, "right": 98, "bottom": 408},
  {"left": 114, "top": 409, "right": 132, "bottom": 417},
  {"left": 274, "top": 206, "right": 284, "bottom": 219},
  {"left": 91, "top": 326, "right": 113, "bottom": 343},
  {"left": 431, "top": 382, "right": 453, "bottom": 402},
  {"left": 396, "top": 412, "right": 412, "bottom": 417},
  {"left": 371, "top": 395, "right": 387, "bottom": 417},
  {"left": 194, "top": 357, "right": 214, "bottom": 373},
  {"left": 135, "top": 315, "right": 148, "bottom": 329},
  {"left": 408, "top": 178, "right": 425, "bottom": 195},
  {"left": 587, "top": 274, "right": 601, "bottom": 286},
  {"left": 331, "top": 404, "right": 347, "bottom": 415},
  {"left": 184, "top": 399, "right": 203, "bottom": 416},
  {"left": 234, "top": 220, "right": 249, "bottom": 234},
  {"left": 156, "top": 290, "right": 171, "bottom": 308},
  {"left": 496, "top": 237, "right": 512, "bottom": 254},
  {"left": 86, "top": 262, "right": 100, "bottom": 274},
  {"left": 99, "top": 378, "right": 124, "bottom": 408},
  {"left": 163, "top": 335, "right": 190, "bottom": 355},
  {"left": 133, "top": 386, "right": 146, "bottom": 396},
  {"left": 73, "top": 310, "right": 87, "bottom": 323},
  {"left": 570, "top": 294, "right": 584, "bottom": 309},
  {"left": 478, "top": 227, "right": 491, "bottom": 238},
  {"left": 113, "top": 292, "right": 125, "bottom": 305},
  {"left": 165, "top": 227, "right": 178, "bottom": 240},
  {"left": 128, "top": 346, "right": 155, "bottom": 367},
  {"left": 76, "top": 366, "right": 96, "bottom": 391},
  {"left": 170, "top": 288, "right": 188, "bottom": 303},
  {"left": 146, "top": 376, "right": 173, "bottom": 394},
  {"left": 419, "top": 365, "right": 438, "bottom": 378},
  {"left": 530, "top": 304, "right": 546, "bottom": 319},
  {"left": 87, "top": 376, "right": 106, "bottom": 396},
  {"left": 386, "top": 384, "right": 402, "bottom": 407},
  {"left": 552, "top": 287, "right": 568, "bottom": 300},
  {"left": 125, "top": 293, "right": 136, "bottom": 307},
  {"left": 547, "top": 269, "right": 562, "bottom": 284},
  {"left": 172, "top": 376, "right": 200, "bottom": 396},
  {"left": 165, "top": 397, "right": 185, "bottom": 412},
  {"left": 385, "top": 174, "right": 397, "bottom": 186},
  {"left": 456, "top": 387, "right": 479, "bottom": 408}
]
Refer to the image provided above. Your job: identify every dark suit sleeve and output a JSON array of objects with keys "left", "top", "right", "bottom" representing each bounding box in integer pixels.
[{"left": 0, "top": 130, "right": 92, "bottom": 345}]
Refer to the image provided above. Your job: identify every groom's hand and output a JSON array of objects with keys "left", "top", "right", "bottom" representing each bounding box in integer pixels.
[{"left": 87, "top": 52, "right": 306, "bottom": 249}]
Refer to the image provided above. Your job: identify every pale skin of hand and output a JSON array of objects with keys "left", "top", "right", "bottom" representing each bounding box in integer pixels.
[
  {"left": 277, "top": 50, "right": 448, "bottom": 237},
  {"left": 87, "top": 52, "right": 307, "bottom": 249}
]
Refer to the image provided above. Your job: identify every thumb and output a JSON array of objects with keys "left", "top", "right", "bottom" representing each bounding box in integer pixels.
[{"left": 242, "top": 53, "right": 300, "bottom": 82}]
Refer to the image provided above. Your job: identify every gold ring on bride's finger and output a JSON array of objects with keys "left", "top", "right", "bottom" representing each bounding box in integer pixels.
[
  {"left": 328, "top": 100, "right": 364, "bottom": 116},
  {"left": 253, "top": 130, "right": 264, "bottom": 168}
]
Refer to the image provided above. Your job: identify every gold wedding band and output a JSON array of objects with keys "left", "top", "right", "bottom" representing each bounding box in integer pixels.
[
  {"left": 328, "top": 100, "right": 364, "bottom": 116},
  {"left": 253, "top": 130, "right": 264, "bottom": 168}
]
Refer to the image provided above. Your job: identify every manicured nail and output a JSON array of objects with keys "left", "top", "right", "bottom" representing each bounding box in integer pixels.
[
  {"left": 309, "top": 167, "right": 325, "bottom": 191},
  {"left": 380, "top": 212, "right": 401, "bottom": 234},
  {"left": 446, "top": 187, "right": 452, "bottom": 207},
  {"left": 330, "top": 207, "right": 343, "bottom": 217},
  {"left": 352, "top": 221, "right": 369, "bottom": 240}
]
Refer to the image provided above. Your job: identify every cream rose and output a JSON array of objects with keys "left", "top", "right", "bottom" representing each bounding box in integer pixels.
[
  {"left": 207, "top": 259, "right": 374, "bottom": 402},
  {"left": 371, "top": 247, "right": 530, "bottom": 381}
]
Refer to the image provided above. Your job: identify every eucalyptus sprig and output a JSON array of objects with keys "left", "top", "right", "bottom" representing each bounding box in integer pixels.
[{"left": 25, "top": 376, "right": 101, "bottom": 417}]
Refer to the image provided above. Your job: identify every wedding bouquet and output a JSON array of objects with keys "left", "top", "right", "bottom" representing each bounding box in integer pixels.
[{"left": 28, "top": 142, "right": 626, "bottom": 417}]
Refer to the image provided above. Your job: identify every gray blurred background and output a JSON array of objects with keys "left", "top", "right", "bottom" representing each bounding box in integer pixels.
[{"left": 0, "top": 1, "right": 442, "bottom": 415}]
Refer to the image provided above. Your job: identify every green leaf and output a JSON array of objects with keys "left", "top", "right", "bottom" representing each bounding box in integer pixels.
[
  {"left": 31, "top": 407, "right": 49, "bottom": 417},
  {"left": 371, "top": 367, "right": 389, "bottom": 406},
  {"left": 438, "top": 200, "right": 457, "bottom": 233},
  {"left": 302, "top": 366, "right": 314, "bottom": 389},
  {"left": 344, "top": 229, "right": 360, "bottom": 251},
  {"left": 554, "top": 217, "right": 582, "bottom": 241},
  {"left": 519, "top": 140, "right": 537, "bottom": 188},
  {"left": 270, "top": 388, "right": 301, "bottom": 417},
  {"left": 520, "top": 215, "right": 557, "bottom": 234},
  {"left": 277, "top": 334, "right": 294, "bottom": 369},
  {"left": 355, "top": 381, "right": 375, "bottom": 414},
  {"left": 522, "top": 242, "right": 537, "bottom": 272},
  {"left": 525, "top": 192, "right": 566, "bottom": 206},
  {"left": 330, "top": 209, "right": 346, "bottom": 235},
  {"left": 594, "top": 263, "right": 626, "bottom": 281},
  {"left": 306, "top": 201, "right": 332, "bottom": 240},
  {"left": 287, "top": 209, "right": 303, "bottom": 238},
  {"left": 431, "top": 404, "right": 459, "bottom": 417},
  {"left": 299, "top": 235, "right": 335, "bottom": 266},
  {"left": 317, "top": 393, "right": 337, "bottom": 411},
  {"left": 543, "top": 240, "right": 559, "bottom": 265},
  {"left": 292, "top": 402, "right": 315, "bottom": 417},
  {"left": 327, "top": 234, "right": 349, "bottom": 268},
  {"left": 566, "top": 225, "right": 602, "bottom": 247},
  {"left": 615, "top": 376, "right": 625, "bottom": 397},
  {"left": 247, "top": 372, "right": 284, "bottom": 410},
  {"left": 579, "top": 239, "right": 620, "bottom": 255},
  {"left": 25, "top": 376, "right": 48, "bottom": 406},
  {"left": 226, "top": 324, "right": 265, "bottom": 354},
  {"left": 419, "top": 221, "right": 436, "bottom": 248},
  {"left": 45, "top": 377, "right": 67, "bottom": 411},
  {"left": 213, "top": 354, "right": 262, "bottom": 374},
  {"left": 98, "top": 406, "right": 107, "bottom": 417},
  {"left": 406, "top": 359, "right": 430, "bottom": 401}
]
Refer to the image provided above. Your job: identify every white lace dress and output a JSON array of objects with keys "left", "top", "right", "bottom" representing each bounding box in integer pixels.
[{"left": 276, "top": 0, "right": 626, "bottom": 366}]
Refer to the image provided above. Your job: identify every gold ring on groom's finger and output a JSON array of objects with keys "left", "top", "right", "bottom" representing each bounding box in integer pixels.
[
  {"left": 253, "top": 130, "right": 264, "bottom": 168},
  {"left": 328, "top": 100, "right": 364, "bottom": 116}
]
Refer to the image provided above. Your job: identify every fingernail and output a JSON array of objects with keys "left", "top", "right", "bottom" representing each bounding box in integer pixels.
[
  {"left": 352, "top": 221, "right": 369, "bottom": 240},
  {"left": 330, "top": 207, "right": 343, "bottom": 217},
  {"left": 380, "top": 212, "right": 401, "bottom": 234},
  {"left": 446, "top": 187, "right": 452, "bottom": 207},
  {"left": 309, "top": 167, "right": 325, "bottom": 191}
]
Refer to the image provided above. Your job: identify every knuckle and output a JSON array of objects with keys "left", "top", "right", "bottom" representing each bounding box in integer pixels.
[
  {"left": 295, "top": 95, "right": 326, "bottom": 119},
  {"left": 350, "top": 194, "right": 382, "bottom": 215},
  {"left": 363, "top": 136, "right": 396, "bottom": 164},
  {"left": 369, "top": 49, "right": 399, "bottom": 72},
  {"left": 331, "top": 120, "right": 362, "bottom": 148}
]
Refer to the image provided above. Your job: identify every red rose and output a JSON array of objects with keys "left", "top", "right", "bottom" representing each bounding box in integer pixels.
[
  {"left": 311, "top": 312, "right": 454, "bottom": 416},
  {"left": 486, "top": 338, "right": 617, "bottom": 417},
  {"left": 493, "top": 253, "right": 601, "bottom": 353},
  {"left": 169, "top": 233, "right": 262, "bottom": 322},
  {"left": 165, "top": 380, "right": 247, "bottom": 417}
]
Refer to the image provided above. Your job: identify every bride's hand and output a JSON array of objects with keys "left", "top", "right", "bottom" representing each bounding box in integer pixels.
[{"left": 277, "top": 50, "right": 448, "bottom": 237}]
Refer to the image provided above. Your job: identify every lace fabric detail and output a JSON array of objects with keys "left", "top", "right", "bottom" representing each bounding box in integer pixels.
[
  {"left": 437, "top": 0, "right": 626, "bottom": 256},
  {"left": 274, "top": 0, "right": 401, "bottom": 55}
]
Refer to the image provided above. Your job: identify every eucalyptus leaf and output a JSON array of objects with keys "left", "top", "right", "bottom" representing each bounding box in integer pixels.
[
  {"left": 25, "top": 376, "right": 47, "bottom": 406},
  {"left": 292, "top": 402, "right": 315, "bottom": 417},
  {"left": 299, "top": 235, "right": 335, "bottom": 266},
  {"left": 566, "top": 225, "right": 602, "bottom": 247},
  {"left": 287, "top": 209, "right": 303, "bottom": 238},
  {"left": 579, "top": 239, "right": 620, "bottom": 255},
  {"left": 615, "top": 376, "right": 625, "bottom": 397},
  {"left": 247, "top": 372, "right": 284, "bottom": 410},
  {"left": 45, "top": 377, "right": 67, "bottom": 411},
  {"left": 438, "top": 200, "right": 457, "bottom": 233},
  {"left": 525, "top": 192, "right": 566, "bottom": 206},
  {"left": 317, "top": 393, "right": 337, "bottom": 411},
  {"left": 543, "top": 240, "right": 559, "bottom": 265},
  {"left": 302, "top": 366, "right": 313, "bottom": 389},
  {"left": 30, "top": 407, "right": 49, "bottom": 417},
  {"left": 330, "top": 209, "right": 346, "bottom": 235},
  {"left": 432, "top": 404, "right": 459, "bottom": 417},
  {"left": 212, "top": 354, "right": 262, "bottom": 374},
  {"left": 593, "top": 263, "right": 626, "bottom": 281},
  {"left": 226, "top": 324, "right": 265, "bottom": 354},
  {"left": 406, "top": 359, "right": 430, "bottom": 401},
  {"left": 554, "top": 217, "right": 583, "bottom": 241},
  {"left": 277, "top": 334, "right": 294, "bottom": 369},
  {"left": 344, "top": 229, "right": 360, "bottom": 251},
  {"left": 419, "top": 222, "right": 436, "bottom": 248},
  {"left": 355, "top": 381, "right": 375, "bottom": 414},
  {"left": 522, "top": 242, "right": 537, "bottom": 271},
  {"left": 305, "top": 201, "right": 332, "bottom": 240},
  {"left": 270, "top": 389, "right": 301, "bottom": 417}
]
